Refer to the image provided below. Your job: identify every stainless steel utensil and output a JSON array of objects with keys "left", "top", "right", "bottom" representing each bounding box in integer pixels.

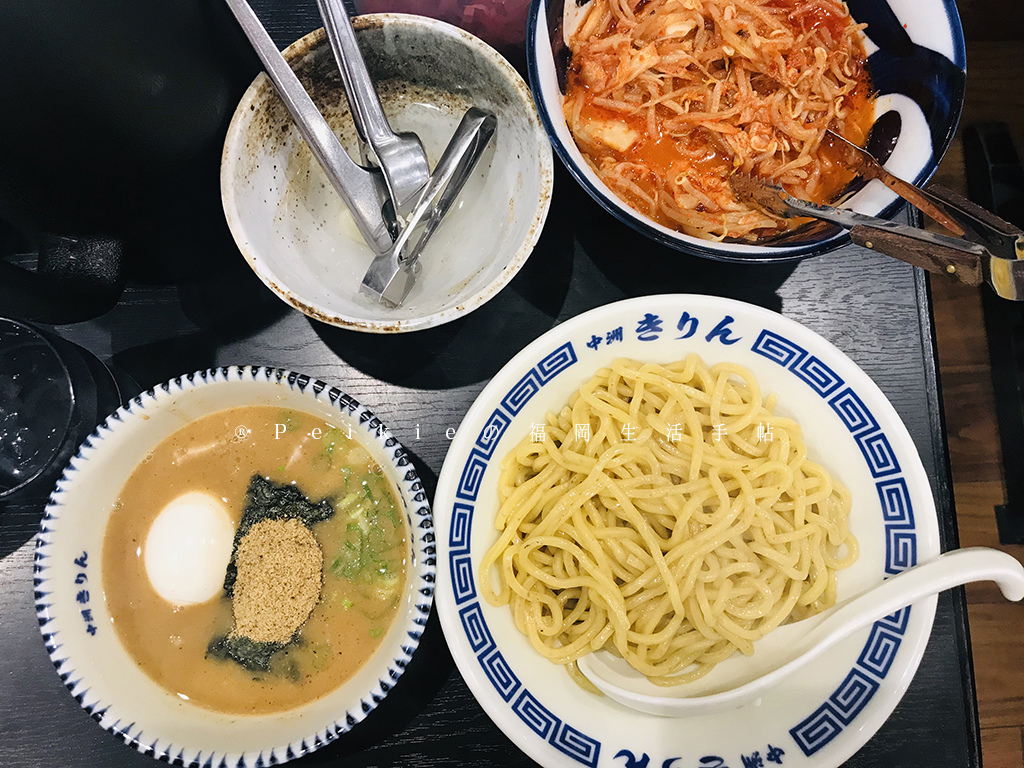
[
  {"left": 317, "top": 0, "right": 431, "bottom": 219},
  {"left": 360, "top": 107, "right": 497, "bottom": 308},
  {"left": 224, "top": 0, "right": 395, "bottom": 255},
  {"left": 824, "top": 129, "right": 965, "bottom": 235},
  {"left": 730, "top": 174, "right": 1024, "bottom": 301}
]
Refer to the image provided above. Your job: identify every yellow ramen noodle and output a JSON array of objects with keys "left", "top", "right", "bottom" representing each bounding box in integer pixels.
[{"left": 480, "top": 356, "right": 857, "bottom": 685}]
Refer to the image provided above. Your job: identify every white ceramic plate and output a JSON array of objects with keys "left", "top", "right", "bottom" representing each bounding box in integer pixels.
[
  {"left": 34, "top": 367, "right": 435, "bottom": 766},
  {"left": 435, "top": 295, "right": 939, "bottom": 768}
]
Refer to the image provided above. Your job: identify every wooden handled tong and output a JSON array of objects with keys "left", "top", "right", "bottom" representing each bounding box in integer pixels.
[{"left": 730, "top": 173, "right": 1024, "bottom": 301}]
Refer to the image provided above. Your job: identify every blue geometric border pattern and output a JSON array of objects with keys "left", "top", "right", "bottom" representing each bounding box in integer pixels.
[
  {"left": 449, "top": 502, "right": 474, "bottom": 551},
  {"left": 482, "top": 648, "right": 521, "bottom": 703},
  {"left": 511, "top": 691, "right": 602, "bottom": 768},
  {"left": 476, "top": 409, "right": 513, "bottom": 459},
  {"left": 752, "top": 329, "right": 808, "bottom": 369},
  {"left": 752, "top": 329, "right": 919, "bottom": 757},
  {"left": 857, "top": 430, "right": 902, "bottom": 479},
  {"left": 447, "top": 342, "right": 600, "bottom": 767},
  {"left": 829, "top": 388, "right": 880, "bottom": 435},
  {"left": 500, "top": 342, "right": 578, "bottom": 415},
  {"left": 792, "top": 354, "right": 844, "bottom": 398},
  {"left": 829, "top": 669, "right": 881, "bottom": 724},
  {"left": 456, "top": 450, "right": 489, "bottom": 502},
  {"left": 459, "top": 603, "right": 495, "bottom": 655},
  {"left": 789, "top": 604, "right": 912, "bottom": 756},
  {"left": 450, "top": 550, "right": 476, "bottom": 605},
  {"left": 877, "top": 477, "right": 917, "bottom": 575}
]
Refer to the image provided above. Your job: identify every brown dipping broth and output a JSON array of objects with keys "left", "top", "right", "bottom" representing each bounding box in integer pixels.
[{"left": 102, "top": 406, "right": 408, "bottom": 715}]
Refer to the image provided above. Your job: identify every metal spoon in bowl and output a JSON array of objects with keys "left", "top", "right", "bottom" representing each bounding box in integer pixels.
[
  {"left": 577, "top": 547, "right": 1024, "bottom": 717},
  {"left": 317, "top": 0, "right": 431, "bottom": 219},
  {"left": 224, "top": 0, "right": 395, "bottom": 255},
  {"left": 360, "top": 107, "right": 497, "bottom": 308}
]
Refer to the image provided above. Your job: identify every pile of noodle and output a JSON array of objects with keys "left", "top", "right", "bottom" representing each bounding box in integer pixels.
[
  {"left": 480, "top": 357, "right": 857, "bottom": 686},
  {"left": 563, "top": 0, "right": 873, "bottom": 241}
]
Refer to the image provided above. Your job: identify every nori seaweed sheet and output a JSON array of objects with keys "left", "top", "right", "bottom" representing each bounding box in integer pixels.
[
  {"left": 212, "top": 474, "right": 334, "bottom": 672},
  {"left": 207, "top": 634, "right": 286, "bottom": 672}
]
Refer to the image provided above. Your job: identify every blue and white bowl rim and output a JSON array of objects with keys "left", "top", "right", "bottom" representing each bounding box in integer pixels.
[
  {"left": 526, "top": 0, "right": 968, "bottom": 262},
  {"left": 33, "top": 365, "right": 436, "bottom": 767}
]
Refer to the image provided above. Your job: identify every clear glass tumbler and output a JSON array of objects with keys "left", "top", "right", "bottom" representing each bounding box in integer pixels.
[{"left": 0, "top": 319, "right": 125, "bottom": 502}]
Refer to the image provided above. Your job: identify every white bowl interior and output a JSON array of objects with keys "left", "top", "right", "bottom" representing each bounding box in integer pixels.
[
  {"left": 36, "top": 369, "right": 433, "bottom": 764},
  {"left": 222, "top": 16, "right": 553, "bottom": 332}
]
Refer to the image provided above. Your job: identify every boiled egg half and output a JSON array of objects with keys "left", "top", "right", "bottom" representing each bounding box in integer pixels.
[{"left": 144, "top": 491, "right": 235, "bottom": 606}]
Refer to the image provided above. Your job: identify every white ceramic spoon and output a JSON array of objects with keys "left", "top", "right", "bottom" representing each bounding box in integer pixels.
[{"left": 577, "top": 547, "right": 1024, "bottom": 717}]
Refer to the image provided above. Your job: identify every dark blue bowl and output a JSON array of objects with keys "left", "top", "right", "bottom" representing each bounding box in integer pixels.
[{"left": 527, "top": 0, "right": 967, "bottom": 262}]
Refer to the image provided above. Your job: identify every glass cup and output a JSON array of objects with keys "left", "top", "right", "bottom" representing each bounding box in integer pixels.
[{"left": 0, "top": 318, "right": 127, "bottom": 502}]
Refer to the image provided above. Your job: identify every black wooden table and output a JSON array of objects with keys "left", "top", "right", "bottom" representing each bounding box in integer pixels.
[{"left": 0, "top": 5, "right": 978, "bottom": 768}]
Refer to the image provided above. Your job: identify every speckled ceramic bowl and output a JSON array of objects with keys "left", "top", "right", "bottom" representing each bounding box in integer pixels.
[
  {"left": 34, "top": 366, "right": 435, "bottom": 766},
  {"left": 221, "top": 15, "right": 553, "bottom": 333}
]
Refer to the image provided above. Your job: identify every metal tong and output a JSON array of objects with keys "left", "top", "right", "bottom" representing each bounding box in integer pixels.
[
  {"left": 730, "top": 174, "right": 1024, "bottom": 301},
  {"left": 316, "top": 0, "right": 430, "bottom": 219},
  {"left": 360, "top": 107, "right": 497, "bottom": 308},
  {"left": 225, "top": 0, "right": 395, "bottom": 255}
]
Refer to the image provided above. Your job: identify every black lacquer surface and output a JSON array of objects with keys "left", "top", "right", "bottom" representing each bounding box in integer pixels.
[
  {"left": 0, "top": 169, "right": 978, "bottom": 768},
  {"left": 0, "top": 4, "right": 977, "bottom": 767}
]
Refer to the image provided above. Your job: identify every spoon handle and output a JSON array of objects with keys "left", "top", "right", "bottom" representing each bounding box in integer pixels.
[
  {"left": 578, "top": 547, "right": 1024, "bottom": 717},
  {"left": 746, "top": 548, "right": 1024, "bottom": 701},
  {"left": 742, "top": 547, "right": 1024, "bottom": 705},
  {"left": 316, "top": 0, "right": 393, "bottom": 148},
  {"left": 806, "top": 547, "right": 1024, "bottom": 648}
]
